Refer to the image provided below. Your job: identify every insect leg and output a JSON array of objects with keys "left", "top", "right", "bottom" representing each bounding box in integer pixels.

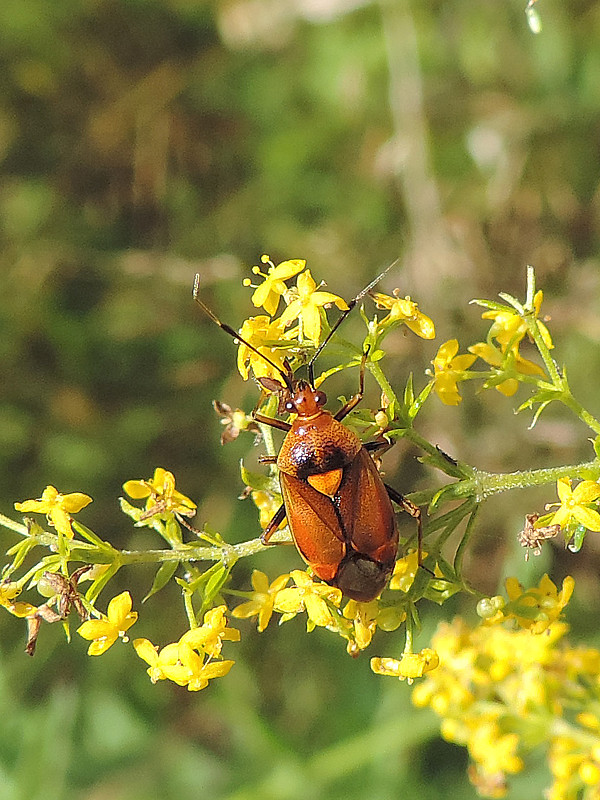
[
  {"left": 261, "top": 503, "right": 288, "bottom": 545},
  {"left": 364, "top": 438, "right": 394, "bottom": 457},
  {"left": 384, "top": 484, "right": 423, "bottom": 565},
  {"left": 334, "top": 348, "right": 368, "bottom": 421},
  {"left": 253, "top": 412, "right": 291, "bottom": 432},
  {"left": 249, "top": 388, "right": 292, "bottom": 432}
]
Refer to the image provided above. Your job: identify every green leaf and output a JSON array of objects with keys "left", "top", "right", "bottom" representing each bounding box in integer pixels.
[
  {"left": 143, "top": 560, "right": 179, "bottom": 602},
  {"left": 62, "top": 618, "right": 71, "bottom": 643},
  {"left": 567, "top": 525, "right": 586, "bottom": 553},
  {"left": 5, "top": 536, "right": 40, "bottom": 570},
  {"left": 197, "top": 522, "right": 226, "bottom": 546},
  {"left": 164, "top": 516, "right": 183, "bottom": 546},
  {"left": 201, "top": 564, "right": 232, "bottom": 612},
  {"left": 517, "top": 388, "right": 562, "bottom": 412},
  {"left": 527, "top": 400, "right": 552, "bottom": 429},
  {"left": 408, "top": 381, "right": 434, "bottom": 421},
  {"left": 240, "top": 461, "right": 280, "bottom": 494},
  {"left": 402, "top": 373, "right": 415, "bottom": 409},
  {"left": 71, "top": 520, "right": 111, "bottom": 549},
  {"left": 85, "top": 562, "right": 120, "bottom": 605},
  {"left": 423, "top": 578, "right": 462, "bottom": 605},
  {"left": 26, "top": 554, "right": 62, "bottom": 589},
  {"left": 119, "top": 496, "right": 145, "bottom": 522},
  {"left": 469, "top": 298, "right": 515, "bottom": 313},
  {"left": 380, "top": 427, "right": 410, "bottom": 441}
]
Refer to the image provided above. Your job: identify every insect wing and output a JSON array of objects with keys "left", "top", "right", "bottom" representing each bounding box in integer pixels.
[
  {"left": 280, "top": 471, "right": 345, "bottom": 582},
  {"left": 337, "top": 448, "right": 398, "bottom": 564}
]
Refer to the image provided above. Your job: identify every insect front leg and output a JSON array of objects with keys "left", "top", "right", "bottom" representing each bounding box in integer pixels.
[
  {"left": 253, "top": 413, "right": 291, "bottom": 432},
  {"left": 251, "top": 389, "right": 292, "bottom": 432}
]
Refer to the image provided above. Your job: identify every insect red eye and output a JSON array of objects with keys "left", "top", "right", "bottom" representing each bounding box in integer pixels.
[
  {"left": 285, "top": 401, "right": 295, "bottom": 412},
  {"left": 315, "top": 392, "right": 327, "bottom": 406}
]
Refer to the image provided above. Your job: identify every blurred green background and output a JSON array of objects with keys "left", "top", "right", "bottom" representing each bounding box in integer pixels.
[{"left": 1, "top": 0, "right": 600, "bottom": 797}]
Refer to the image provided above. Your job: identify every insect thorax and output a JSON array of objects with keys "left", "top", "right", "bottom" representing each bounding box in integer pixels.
[{"left": 277, "top": 415, "right": 362, "bottom": 479}]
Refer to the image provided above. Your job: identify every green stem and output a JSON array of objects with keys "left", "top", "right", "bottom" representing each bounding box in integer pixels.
[
  {"left": 398, "top": 427, "right": 473, "bottom": 478},
  {"left": 520, "top": 266, "right": 600, "bottom": 435},
  {"left": 0, "top": 513, "right": 291, "bottom": 566},
  {"left": 257, "top": 393, "right": 280, "bottom": 459},
  {"left": 453, "top": 460, "right": 600, "bottom": 501},
  {"left": 0, "top": 513, "right": 27, "bottom": 536},
  {"left": 368, "top": 360, "right": 399, "bottom": 408},
  {"left": 404, "top": 612, "right": 414, "bottom": 654},
  {"left": 454, "top": 506, "right": 479, "bottom": 578},
  {"left": 559, "top": 392, "right": 600, "bottom": 437}
]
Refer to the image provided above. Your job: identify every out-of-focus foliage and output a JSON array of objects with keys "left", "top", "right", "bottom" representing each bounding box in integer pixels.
[{"left": 2, "top": 0, "right": 600, "bottom": 798}]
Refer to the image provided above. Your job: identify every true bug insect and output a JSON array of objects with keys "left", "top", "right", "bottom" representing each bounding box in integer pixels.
[{"left": 193, "top": 269, "right": 421, "bottom": 602}]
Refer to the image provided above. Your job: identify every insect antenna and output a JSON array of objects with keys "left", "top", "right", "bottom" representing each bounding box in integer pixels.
[
  {"left": 193, "top": 274, "right": 294, "bottom": 393},
  {"left": 307, "top": 258, "right": 399, "bottom": 386}
]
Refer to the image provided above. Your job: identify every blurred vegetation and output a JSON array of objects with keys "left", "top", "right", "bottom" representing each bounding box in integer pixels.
[{"left": 1, "top": 0, "right": 600, "bottom": 797}]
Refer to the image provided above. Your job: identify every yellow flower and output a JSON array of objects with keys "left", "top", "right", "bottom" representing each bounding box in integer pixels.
[
  {"left": 274, "top": 570, "right": 342, "bottom": 630},
  {"left": 250, "top": 490, "right": 285, "bottom": 531},
  {"left": 232, "top": 570, "right": 290, "bottom": 632},
  {"left": 246, "top": 256, "right": 306, "bottom": 316},
  {"left": 431, "top": 339, "right": 476, "bottom": 406},
  {"left": 468, "top": 341, "right": 544, "bottom": 397},
  {"left": 236, "top": 315, "right": 296, "bottom": 381},
  {"left": 77, "top": 591, "right": 138, "bottom": 655},
  {"left": 482, "top": 290, "right": 553, "bottom": 350},
  {"left": 389, "top": 550, "right": 421, "bottom": 592},
  {"left": 278, "top": 270, "right": 349, "bottom": 346},
  {"left": 371, "top": 648, "right": 439, "bottom": 680},
  {"left": 343, "top": 599, "right": 380, "bottom": 650},
  {"left": 371, "top": 291, "right": 436, "bottom": 339},
  {"left": 133, "top": 638, "right": 182, "bottom": 683},
  {"left": 15, "top": 485, "right": 92, "bottom": 539},
  {"left": 341, "top": 599, "right": 405, "bottom": 654},
  {"left": 0, "top": 582, "right": 37, "bottom": 617},
  {"left": 413, "top": 615, "right": 600, "bottom": 799},
  {"left": 179, "top": 604, "right": 240, "bottom": 658},
  {"left": 546, "top": 478, "right": 600, "bottom": 532},
  {"left": 167, "top": 641, "right": 234, "bottom": 692},
  {"left": 503, "top": 574, "right": 575, "bottom": 634},
  {"left": 468, "top": 721, "right": 524, "bottom": 777},
  {"left": 123, "top": 467, "right": 196, "bottom": 518}
]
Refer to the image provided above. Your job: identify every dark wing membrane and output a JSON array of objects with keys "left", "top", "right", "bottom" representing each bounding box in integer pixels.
[
  {"left": 336, "top": 448, "right": 398, "bottom": 564},
  {"left": 280, "top": 471, "right": 345, "bottom": 582}
]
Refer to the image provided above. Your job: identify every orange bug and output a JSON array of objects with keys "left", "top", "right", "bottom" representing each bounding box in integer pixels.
[{"left": 193, "top": 270, "right": 421, "bottom": 602}]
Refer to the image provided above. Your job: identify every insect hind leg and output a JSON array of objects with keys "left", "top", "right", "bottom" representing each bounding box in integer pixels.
[
  {"left": 261, "top": 503, "right": 288, "bottom": 545},
  {"left": 384, "top": 484, "right": 423, "bottom": 567}
]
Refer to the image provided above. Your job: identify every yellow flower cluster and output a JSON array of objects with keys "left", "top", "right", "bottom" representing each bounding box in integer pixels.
[
  {"left": 237, "top": 255, "right": 435, "bottom": 382},
  {"left": 10, "top": 476, "right": 239, "bottom": 692},
  {"left": 413, "top": 579, "right": 600, "bottom": 799},
  {"left": 134, "top": 606, "right": 239, "bottom": 692},
  {"left": 477, "top": 574, "right": 575, "bottom": 634},
  {"left": 430, "top": 289, "right": 552, "bottom": 405},
  {"left": 232, "top": 566, "right": 413, "bottom": 656}
]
